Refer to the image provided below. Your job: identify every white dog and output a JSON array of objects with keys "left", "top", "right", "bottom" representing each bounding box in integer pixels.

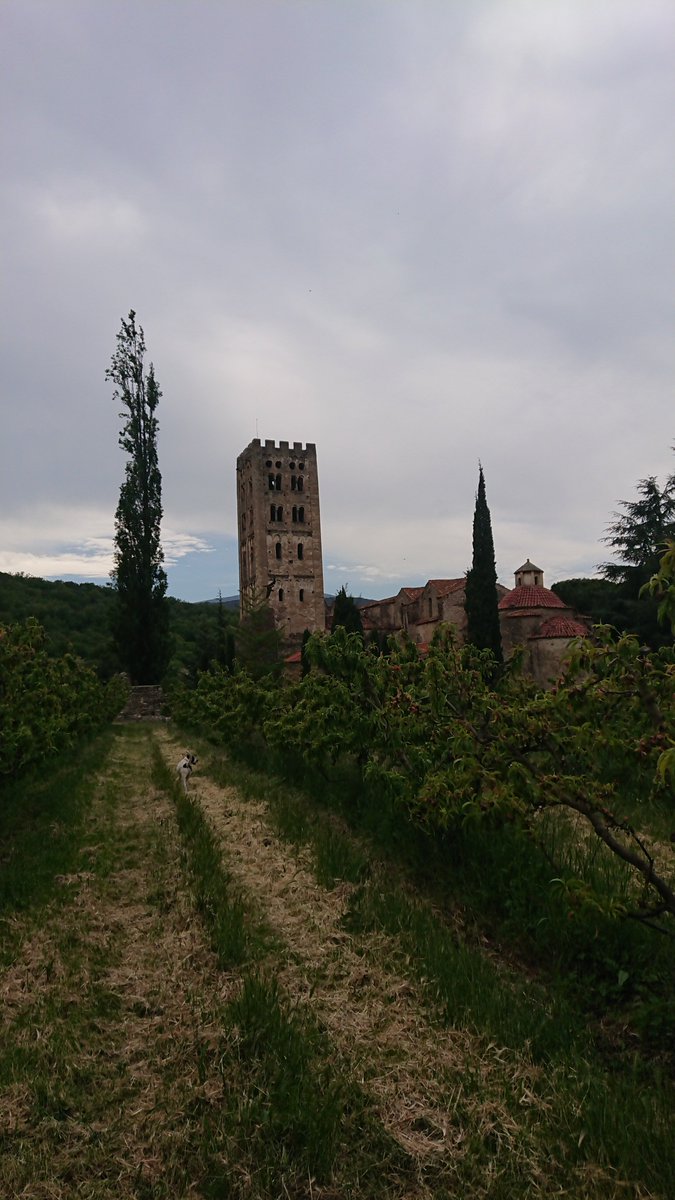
[{"left": 177, "top": 752, "right": 198, "bottom": 793}]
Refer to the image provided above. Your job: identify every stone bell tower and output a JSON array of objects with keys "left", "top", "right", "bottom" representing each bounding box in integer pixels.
[{"left": 236, "top": 439, "right": 326, "bottom": 644}]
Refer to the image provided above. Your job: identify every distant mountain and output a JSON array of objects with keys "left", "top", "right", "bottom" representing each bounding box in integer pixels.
[
  {"left": 204, "top": 594, "right": 240, "bottom": 608},
  {"left": 208, "top": 593, "right": 377, "bottom": 609}
]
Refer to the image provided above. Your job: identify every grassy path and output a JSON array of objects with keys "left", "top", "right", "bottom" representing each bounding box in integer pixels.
[
  {"left": 1, "top": 725, "right": 671, "bottom": 1199},
  {"left": 1, "top": 727, "right": 238, "bottom": 1198},
  {"left": 154, "top": 728, "right": 541, "bottom": 1176}
]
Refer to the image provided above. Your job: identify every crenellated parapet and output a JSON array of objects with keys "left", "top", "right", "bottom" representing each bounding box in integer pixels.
[{"left": 243, "top": 438, "right": 316, "bottom": 454}]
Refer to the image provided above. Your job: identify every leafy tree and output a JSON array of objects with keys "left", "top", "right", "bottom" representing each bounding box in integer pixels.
[
  {"left": 0, "top": 572, "right": 240, "bottom": 685},
  {"left": 364, "top": 629, "right": 392, "bottom": 657},
  {"left": 191, "top": 593, "right": 237, "bottom": 678},
  {"left": 0, "top": 571, "right": 120, "bottom": 677},
  {"left": 465, "top": 465, "right": 502, "bottom": 662},
  {"left": 552, "top": 577, "right": 633, "bottom": 630},
  {"left": 300, "top": 628, "right": 311, "bottom": 677},
  {"left": 172, "top": 622, "right": 675, "bottom": 925},
  {"left": 106, "top": 311, "right": 170, "bottom": 683},
  {"left": 602, "top": 473, "right": 675, "bottom": 593},
  {"left": 600, "top": 471, "right": 675, "bottom": 649},
  {"left": 236, "top": 589, "right": 282, "bottom": 679},
  {"left": 330, "top": 586, "right": 364, "bottom": 637},
  {"left": 642, "top": 540, "right": 675, "bottom": 786},
  {"left": 213, "top": 592, "right": 237, "bottom": 675},
  {"left": 0, "top": 617, "right": 128, "bottom": 777},
  {"left": 643, "top": 540, "right": 675, "bottom": 637}
]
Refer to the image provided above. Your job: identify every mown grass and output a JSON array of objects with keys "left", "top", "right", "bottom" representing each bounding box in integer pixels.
[
  {"left": 0, "top": 728, "right": 143, "bottom": 1193},
  {"left": 2, "top": 727, "right": 414, "bottom": 1199},
  {"left": 184, "top": 733, "right": 675, "bottom": 1200},
  {"left": 5, "top": 724, "right": 671, "bottom": 1198},
  {"left": 343, "top": 879, "right": 675, "bottom": 1193},
  {"left": 202, "top": 972, "right": 413, "bottom": 1199},
  {"left": 0, "top": 730, "right": 115, "bottom": 959},
  {"left": 199, "top": 745, "right": 674, "bottom": 1046},
  {"left": 151, "top": 739, "right": 416, "bottom": 1199},
  {"left": 152, "top": 744, "right": 271, "bottom": 968},
  {"left": 275, "top": 753, "right": 675, "bottom": 1059}
]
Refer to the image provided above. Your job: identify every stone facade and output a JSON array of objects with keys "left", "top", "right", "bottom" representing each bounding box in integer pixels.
[
  {"left": 498, "top": 560, "right": 589, "bottom": 682},
  {"left": 236, "top": 439, "right": 325, "bottom": 645},
  {"left": 359, "top": 560, "right": 588, "bottom": 685},
  {"left": 235, "top": 442, "right": 588, "bottom": 684},
  {"left": 361, "top": 579, "right": 509, "bottom": 648}
]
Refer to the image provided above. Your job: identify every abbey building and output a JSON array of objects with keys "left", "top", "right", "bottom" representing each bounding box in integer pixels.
[
  {"left": 236, "top": 439, "right": 588, "bottom": 683},
  {"left": 358, "top": 559, "right": 588, "bottom": 683}
]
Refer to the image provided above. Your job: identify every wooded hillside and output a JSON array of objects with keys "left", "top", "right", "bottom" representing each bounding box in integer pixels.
[{"left": 0, "top": 572, "right": 237, "bottom": 682}]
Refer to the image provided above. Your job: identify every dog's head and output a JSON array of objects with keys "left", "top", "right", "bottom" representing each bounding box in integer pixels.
[{"left": 184, "top": 753, "right": 198, "bottom": 766}]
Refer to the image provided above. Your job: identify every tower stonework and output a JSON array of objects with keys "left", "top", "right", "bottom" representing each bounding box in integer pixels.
[{"left": 236, "top": 439, "right": 326, "bottom": 644}]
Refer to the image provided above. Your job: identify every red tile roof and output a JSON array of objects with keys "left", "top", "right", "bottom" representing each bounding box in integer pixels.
[
  {"left": 499, "top": 585, "right": 566, "bottom": 611},
  {"left": 531, "top": 616, "right": 589, "bottom": 639},
  {"left": 426, "top": 578, "right": 465, "bottom": 597},
  {"left": 361, "top": 583, "right": 456, "bottom": 611},
  {"left": 359, "top": 595, "right": 397, "bottom": 610}
]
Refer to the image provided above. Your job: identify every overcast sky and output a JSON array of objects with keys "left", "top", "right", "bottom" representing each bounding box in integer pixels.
[{"left": 1, "top": 0, "right": 673, "bottom": 603}]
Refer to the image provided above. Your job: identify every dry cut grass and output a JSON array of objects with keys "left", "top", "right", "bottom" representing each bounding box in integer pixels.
[
  {"left": 155, "top": 729, "right": 664, "bottom": 1199},
  {"left": 0, "top": 732, "right": 238, "bottom": 1199},
  {"left": 2, "top": 726, "right": 671, "bottom": 1200}
]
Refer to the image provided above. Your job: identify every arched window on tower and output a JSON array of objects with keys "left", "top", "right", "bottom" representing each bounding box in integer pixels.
[
  {"left": 299, "top": 588, "right": 304, "bottom": 602},
  {"left": 278, "top": 588, "right": 284, "bottom": 602},
  {"left": 290, "top": 475, "right": 297, "bottom": 491},
  {"left": 297, "top": 543, "right": 304, "bottom": 561},
  {"left": 268, "top": 474, "right": 275, "bottom": 490},
  {"left": 275, "top": 474, "right": 282, "bottom": 490},
  {"left": 275, "top": 542, "right": 282, "bottom": 560},
  {"left": 276, "top": 505, "right": 283, "bottom": 522},
  {"left": 298, "top": 506, "right": 305, "bottom": 523},
  {"left": 297, "top": 476, "right": 304, "bottom": 492},
  {"left": 292, "top": 505, "right": 297, "bottom": 522},
  {"left": 270, "top": 504, "right": 276, "bottom": 522}
]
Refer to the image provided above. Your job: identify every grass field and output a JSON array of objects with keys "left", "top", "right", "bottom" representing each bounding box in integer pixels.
[{"left": 1, "top": 724, "right": 672, "bottom": 1199}]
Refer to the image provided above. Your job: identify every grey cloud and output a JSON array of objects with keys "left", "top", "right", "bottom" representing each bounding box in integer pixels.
[{"left": 1, "top": 0, "right": 673, "bottom": 601}]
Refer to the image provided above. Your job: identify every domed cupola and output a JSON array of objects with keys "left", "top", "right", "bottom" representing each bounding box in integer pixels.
[
  {"left": 497, "top": 559, "right": 589, "bottom": 685},
  {"left": 499, "top": 561, "right": 567, "bottom": 612},
  {"left": 514, "top": 560, "right": 544, "bottom": 588}
]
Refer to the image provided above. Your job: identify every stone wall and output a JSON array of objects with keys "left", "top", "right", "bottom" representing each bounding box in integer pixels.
[
  {"left": 115, "top": 685, "right": 165, "bottom": 722},
  {"left": 236, "top": 439, "right": 326, "bottom": 645}
]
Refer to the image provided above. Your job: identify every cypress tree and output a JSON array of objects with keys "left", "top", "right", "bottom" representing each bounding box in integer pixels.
[
  {"left": 330, "top": 586, "right": 364, "bottom": 637},
  {"left": 465, "top": 464, "right": 502, "bottom": 661},
  {"left": 106, "top": 311, "right": 170, "bottom": 683}
]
